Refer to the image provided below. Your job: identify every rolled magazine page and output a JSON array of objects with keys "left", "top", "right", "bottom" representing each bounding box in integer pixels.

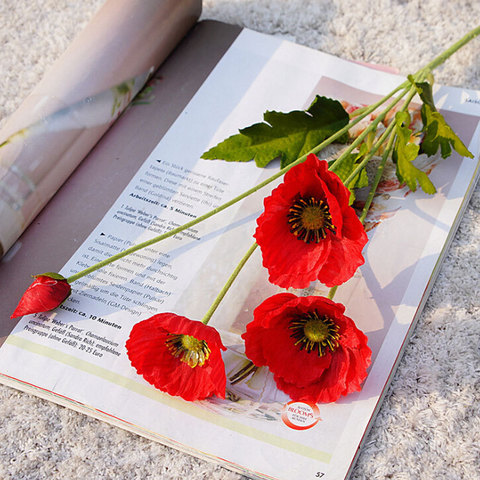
[{"left": 0, "top": 0, "right": 201, "bottom": 257}]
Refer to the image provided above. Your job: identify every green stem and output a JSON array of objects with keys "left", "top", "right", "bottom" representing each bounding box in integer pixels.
[
  {"left": 344, "top": 119, "right": 395, "bottom": 187},
  {"left": 327, "top": 127, "right": 397, "bottom": 302},
  {"left": 348, "top": 105, "right": 370, "bottom": 117},
  {"left": 201, "top": 242, "right": 258, "bottom": 325},
  {"left": 329, "top": 85, "right": 410, "bottom": 173},
  {"left": 307, "top": 83, "right": 406, "bottom": 156},
  {"left": 327, "top": 134, "right": 395, "bottom": 300},
  {"left": 422, "top": 25, "right": 480, "bottom": 72},
  {"left": 67, "top": 26, "right": 480, "bottom": 283},
  {"left": 359, "top": 135, "right": 394, "bottom": 225},
  {"left": 344, "top": 82, "right": 420, "bottom": 187},
  {"left": 327, "top": 286, "right": 338, "bottom": 300},
  {"left": 67, "top": 87, "right": 403, "bottom": 283},
  {"left": 285, "top": 28, "right": 480, "bottom": 303},
  {"left": 356, "top": 69, "right": 429, "bottom": 221}
]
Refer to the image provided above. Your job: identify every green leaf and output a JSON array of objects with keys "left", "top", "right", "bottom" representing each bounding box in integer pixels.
[
  {"left": 414, "top": 80, "right": 436, "bottom": 111},
  {"left": 329, "top": 145, "right": 369, "bottom": 204},
  {"left": 420, "top": 103, "right": 473, "bottom": 159},
  {"left": 201, "top": 96, "right": 349, "bottom": 168},
  {"left": 410, "top": 76, "right": 473, "bottom": 159},
  {"left": 393, "top": 111, "right": 436, "bottom": 194}
]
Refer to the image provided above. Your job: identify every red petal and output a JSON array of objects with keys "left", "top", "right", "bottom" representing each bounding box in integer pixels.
[
  {"left": 255, "top": 201, "right": 333, "bottom": 289},
  {"left": 251, "top": 293, "right": 298, "bottom": 327},
  {"left": 260, "top": 318, "right": 333, "bottom": 386},
  {"left": 126, "top": 313, "right": 226, "bottom": 401},
  {"left": 274, "top": 346, "right": 350, "bottom": 403},
  {"left": 157, "top": 313, "right": 226, "bottom": 351},
  {"left": 161, "top": 348, "right": 226, "bottom": 401},
  {"left": 11, "top": 275, "right": 71, "bottom": 318}
]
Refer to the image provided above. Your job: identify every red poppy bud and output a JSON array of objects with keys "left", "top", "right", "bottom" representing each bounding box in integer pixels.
[{"left": 11, "top": 273, "right": 71, "bottom": 319}]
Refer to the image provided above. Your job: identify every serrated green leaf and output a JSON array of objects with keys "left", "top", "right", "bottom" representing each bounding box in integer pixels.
[
  {"left": 393, "top": 112, "right": 436, "bottom": 194},
  {"left": 412, "top": 77, "right": 473, "bottom": 159},
  {"left": 201, "top": 96, "right": 349, "bottom": 168},
  {"left": 414, "top": 81, "right": 436, "bottom": 111},
  {"left": 420, "top": 104, "right": 473, "bottom": 159}
]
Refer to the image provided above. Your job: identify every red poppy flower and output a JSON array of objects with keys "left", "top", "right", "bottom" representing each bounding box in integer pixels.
[
  {"left": 11, "top": 273, "right": 71, "bottom": 319},
  {"left": 126, "top": 313, "right": 227, "bottom": 401},
  {"left": 242, "top": 293, "right": 371, "bottom": 403},
  {"left": 254, "top": 153, "right": 368, "bottom": 288}
]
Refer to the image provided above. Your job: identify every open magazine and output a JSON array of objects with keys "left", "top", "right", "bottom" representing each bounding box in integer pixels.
[{"left": 1, "top": 3, "right": 480, "bottom": 480}]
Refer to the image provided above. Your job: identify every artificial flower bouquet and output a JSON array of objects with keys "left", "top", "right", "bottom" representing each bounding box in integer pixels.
[{"left": 11, "top": 26, "right": 479, "bottom": 405}]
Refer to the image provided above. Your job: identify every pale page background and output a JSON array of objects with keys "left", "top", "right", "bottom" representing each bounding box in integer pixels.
[{"left": 0, "top": 1, "right": 479, "bottom": 480}]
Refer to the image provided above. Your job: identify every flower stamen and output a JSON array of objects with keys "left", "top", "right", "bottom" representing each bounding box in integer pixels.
[
  {"left": 287, "top": 196, "right": 335, "bottom": 243},
  {"left": 165, "top": 334, "right": 211, "bottom": 368},
  {"left": 289, "top": 310, "right": 340, "bottom": 356}
]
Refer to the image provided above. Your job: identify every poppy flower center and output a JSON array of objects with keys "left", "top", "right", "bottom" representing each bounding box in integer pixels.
[
  {"left": 287, "top": 196, "right": 335, "bottom": 243},
  {"left": 289, "top": 310, "right": 340, "bottom": 356},
  {"left": 165, "top": 334, "right": 211, "bottom": 368}
]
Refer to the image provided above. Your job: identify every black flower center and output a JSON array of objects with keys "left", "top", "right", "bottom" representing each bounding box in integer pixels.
[
  {"left": 165, "top": 334, "right": 211, "bottom": 368},
  {"left": 287, "top": 196, "right": 335, "bottom": 243},
  {"left": 289, "top": 310, "right": 340, "bottom": 356}
]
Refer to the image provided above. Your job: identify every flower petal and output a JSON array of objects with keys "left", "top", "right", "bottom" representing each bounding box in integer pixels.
[
  {"left": 126, "top": 313, "right": 226, "bottom": 401},
  {"left": 11, "top": 274, "right": 71, "bottom": 318}
]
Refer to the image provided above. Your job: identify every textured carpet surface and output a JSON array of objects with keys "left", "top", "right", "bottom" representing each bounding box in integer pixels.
[{"left": 1, "top": 1, "right": 479, "bottom": 479}]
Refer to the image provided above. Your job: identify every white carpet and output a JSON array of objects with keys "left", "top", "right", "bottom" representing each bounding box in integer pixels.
[{"left": 1, "top": 1, "right": 479, "bottom": 479}]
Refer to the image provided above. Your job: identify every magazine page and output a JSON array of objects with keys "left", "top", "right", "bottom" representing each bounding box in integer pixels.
[
  {"left": 0, "top": 20, "right": 243, "bottom": 347},
  {"left": 0, "top": 29, "right": 479, "bottom": 480},
  {"left": 0, "top": 0, "right": 201, "bottom": 256}
]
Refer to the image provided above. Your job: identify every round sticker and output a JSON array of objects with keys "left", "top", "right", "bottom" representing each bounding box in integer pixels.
[{"left": 281, "top": 401, "right": 321, "bottom": 430}]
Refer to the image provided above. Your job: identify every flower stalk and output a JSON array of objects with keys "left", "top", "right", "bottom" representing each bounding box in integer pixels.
[
  {"left": 328, "top": 84, "right": 411, "bottom": 175},
  {"left": 201, "top": 242, "right": 258, "bottom": 325},
  {"left": 66, "top": 88, "right": 403, "bottom": 284},
  {"left": 359, "top": 138, "right": 393, "bottom": 225},
  {"left": 58, "top": 25, "right": 480, "bottom": 286}
]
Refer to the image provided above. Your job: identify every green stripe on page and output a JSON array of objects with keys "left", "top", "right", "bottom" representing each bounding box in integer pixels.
[{"left": 5, "top": 334, "right": 332, "bottom": 464}]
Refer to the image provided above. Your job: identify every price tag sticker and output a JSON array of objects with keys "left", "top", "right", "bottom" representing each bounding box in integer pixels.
[{"left": 281, "top": 401, "right": 321, "bottom": 430}]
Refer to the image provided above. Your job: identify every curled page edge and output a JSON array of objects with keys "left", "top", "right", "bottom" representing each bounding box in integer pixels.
[{"left": 0, "top": 0, "right": 202, "bottom": 257}]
